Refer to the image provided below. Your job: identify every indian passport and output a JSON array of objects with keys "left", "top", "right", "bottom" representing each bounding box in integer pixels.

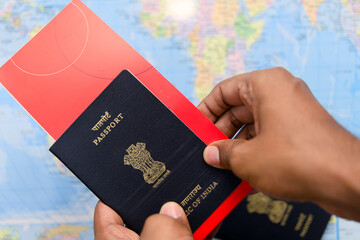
[
  {"left": 49, "top": 70, "right": 241, "bottom": 235},
  {"left": 0, "top": 1, "right": 252, "bottom": 238},
  {"left": 216, "top": 193, "right": 331, "bottom": 240},
  {"left": 0, "top": 0, "right": 329, "bottom": 239}
]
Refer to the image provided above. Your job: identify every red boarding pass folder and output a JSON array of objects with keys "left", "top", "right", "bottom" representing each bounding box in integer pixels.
[{"left": 0, "top": 0, "right": 252, "bottom": 239}]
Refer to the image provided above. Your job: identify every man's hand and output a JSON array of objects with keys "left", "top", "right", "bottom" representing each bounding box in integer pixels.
[
  {"left": 199, "top": 67, "right": 360, "bottom": 221},
  {"left": 141, "top": 202, "right": 193, "bottom": 240},
  {"left": 94, "top": 201, "right": 192, "bottom": 240},
  {"left": 94, "top": 201, "right": 139, "bottom": 240}
]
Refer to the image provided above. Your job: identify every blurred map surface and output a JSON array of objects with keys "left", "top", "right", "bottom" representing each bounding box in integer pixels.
[{"left": 0, "top": 0, "right": 360, "bottom": 239}]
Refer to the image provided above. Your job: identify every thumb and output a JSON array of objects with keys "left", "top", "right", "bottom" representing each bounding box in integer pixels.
[
  {"left": 203, "top": 139, "right": 249, "bottom": 170},
  {"left": 140, "top": 202, "right": 192, "bottom": 240},
  {"left": 160, "top": 201, "right": 191, "bottom": 230}
]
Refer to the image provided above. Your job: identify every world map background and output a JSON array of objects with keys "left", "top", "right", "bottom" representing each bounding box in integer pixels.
[{"left": 0, "top": 0, "right": 360, "bottom": 239}]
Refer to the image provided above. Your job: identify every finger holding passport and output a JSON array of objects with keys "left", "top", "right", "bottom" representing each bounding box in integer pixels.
[{"left": 0, "top": 1, "right": 331, "bottom": 239}]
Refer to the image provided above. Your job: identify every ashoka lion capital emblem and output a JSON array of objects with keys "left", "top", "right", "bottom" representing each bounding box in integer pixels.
[
  {"left": 124, "top": 142, "right": 166, "bottom": 184},
  {"left": 246, "top": 192, "right": 289, "bottom": 224}
]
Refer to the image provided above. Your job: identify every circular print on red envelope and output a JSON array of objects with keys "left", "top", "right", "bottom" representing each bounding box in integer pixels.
[{"left": 11, "top": 2, "right": 88, "bottom": 76}]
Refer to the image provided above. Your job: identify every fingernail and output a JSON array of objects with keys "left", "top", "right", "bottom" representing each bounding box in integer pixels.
[
  {"left": 203, "top": 146, "right": 220, "bottom": 166},
  {"left": 160, "top": 202, "right": 182, "bottom": 219}
]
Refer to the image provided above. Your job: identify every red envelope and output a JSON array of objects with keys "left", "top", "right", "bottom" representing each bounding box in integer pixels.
[{"left": 0, "top": 1, "right": 252, "bottom": 239}]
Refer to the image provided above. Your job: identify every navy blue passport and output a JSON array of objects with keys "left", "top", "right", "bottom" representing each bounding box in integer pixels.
[
  {"left": 50, "top": 70, "right": 241, "bottom": 233},
  {"left": 216, "top": 193, "right": 330, "bottom": 240}
]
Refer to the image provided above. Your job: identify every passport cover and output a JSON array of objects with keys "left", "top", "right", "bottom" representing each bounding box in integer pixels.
[
  {"left": 50, "top": 70, "right": 241, "bottom": 234},
  {"left": 216, "top": 193, "right": 330, "bottom": 240},
  {"left": 0, "top": 1, "right": 252, "bottom": 238}
]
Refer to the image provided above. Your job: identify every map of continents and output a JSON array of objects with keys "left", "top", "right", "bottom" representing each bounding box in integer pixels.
[{"left": 0, "top": 0, "right": 360, "bottom": 239}]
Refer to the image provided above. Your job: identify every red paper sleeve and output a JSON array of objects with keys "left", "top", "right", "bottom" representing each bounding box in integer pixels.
[{"left": 0, "top": 1, "right": 252, "bottom": 238}]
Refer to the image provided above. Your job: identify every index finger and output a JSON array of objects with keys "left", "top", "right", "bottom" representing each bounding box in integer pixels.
[{"left": 197, "top": 73, "right": 252, "bottom": 123}]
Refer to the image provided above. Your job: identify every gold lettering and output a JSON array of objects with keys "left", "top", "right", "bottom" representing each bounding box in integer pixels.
[
  {"left": 295, "top": 213, "right": 306, "bottom": 231},
  {"left": 153, "top": 177, "right": 164, "bottom": 188},
  {"left": 92, "top": 111, "right": 112, "bottom": 131},
  {"left": 200, "top": 181, "right": 218, "bottom": 200},
  {"left": 300, "top": 214, "right": 313, "bottom": 237},
  {"left": 185, "top": 206, "right": 193, "bottom": 216},
  {"left": 92, "top": 112, "right": 124, "bottom": 146},
  {"left": 103, "top": 111, "right": 111, "bottom": 120},
  {"left": 153, "top": 170, "right": 171, "bottom": 188},
  {"left": 280, "top": 205, "right": 293, "bottom": 226},
  {"left": 192, "top": 198, "right": 201, "bottom": 208},
  {"left": 183, "top": 182, "right": 218, "bottom": 217},
  {"left": 181, "top": 184, "right": 202, "bottom": 206},
  {"left": 163, "top": 170, "right": 171, "bottom": 178}
]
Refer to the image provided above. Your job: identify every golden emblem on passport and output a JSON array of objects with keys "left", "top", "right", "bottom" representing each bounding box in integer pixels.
[
  {"left": 246, "top": 192, "right": 289, "bottom": 224},
  {"left": 124, "top": 142, "right": 166, "bottom": 184}
]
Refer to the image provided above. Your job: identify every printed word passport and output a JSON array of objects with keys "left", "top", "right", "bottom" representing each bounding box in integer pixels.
[
  {"left": 0, "top": 0, "right": 329, "bottom": 239},
  {"left": 49, "top": 70, "right": 241, "bottom": 235}
]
